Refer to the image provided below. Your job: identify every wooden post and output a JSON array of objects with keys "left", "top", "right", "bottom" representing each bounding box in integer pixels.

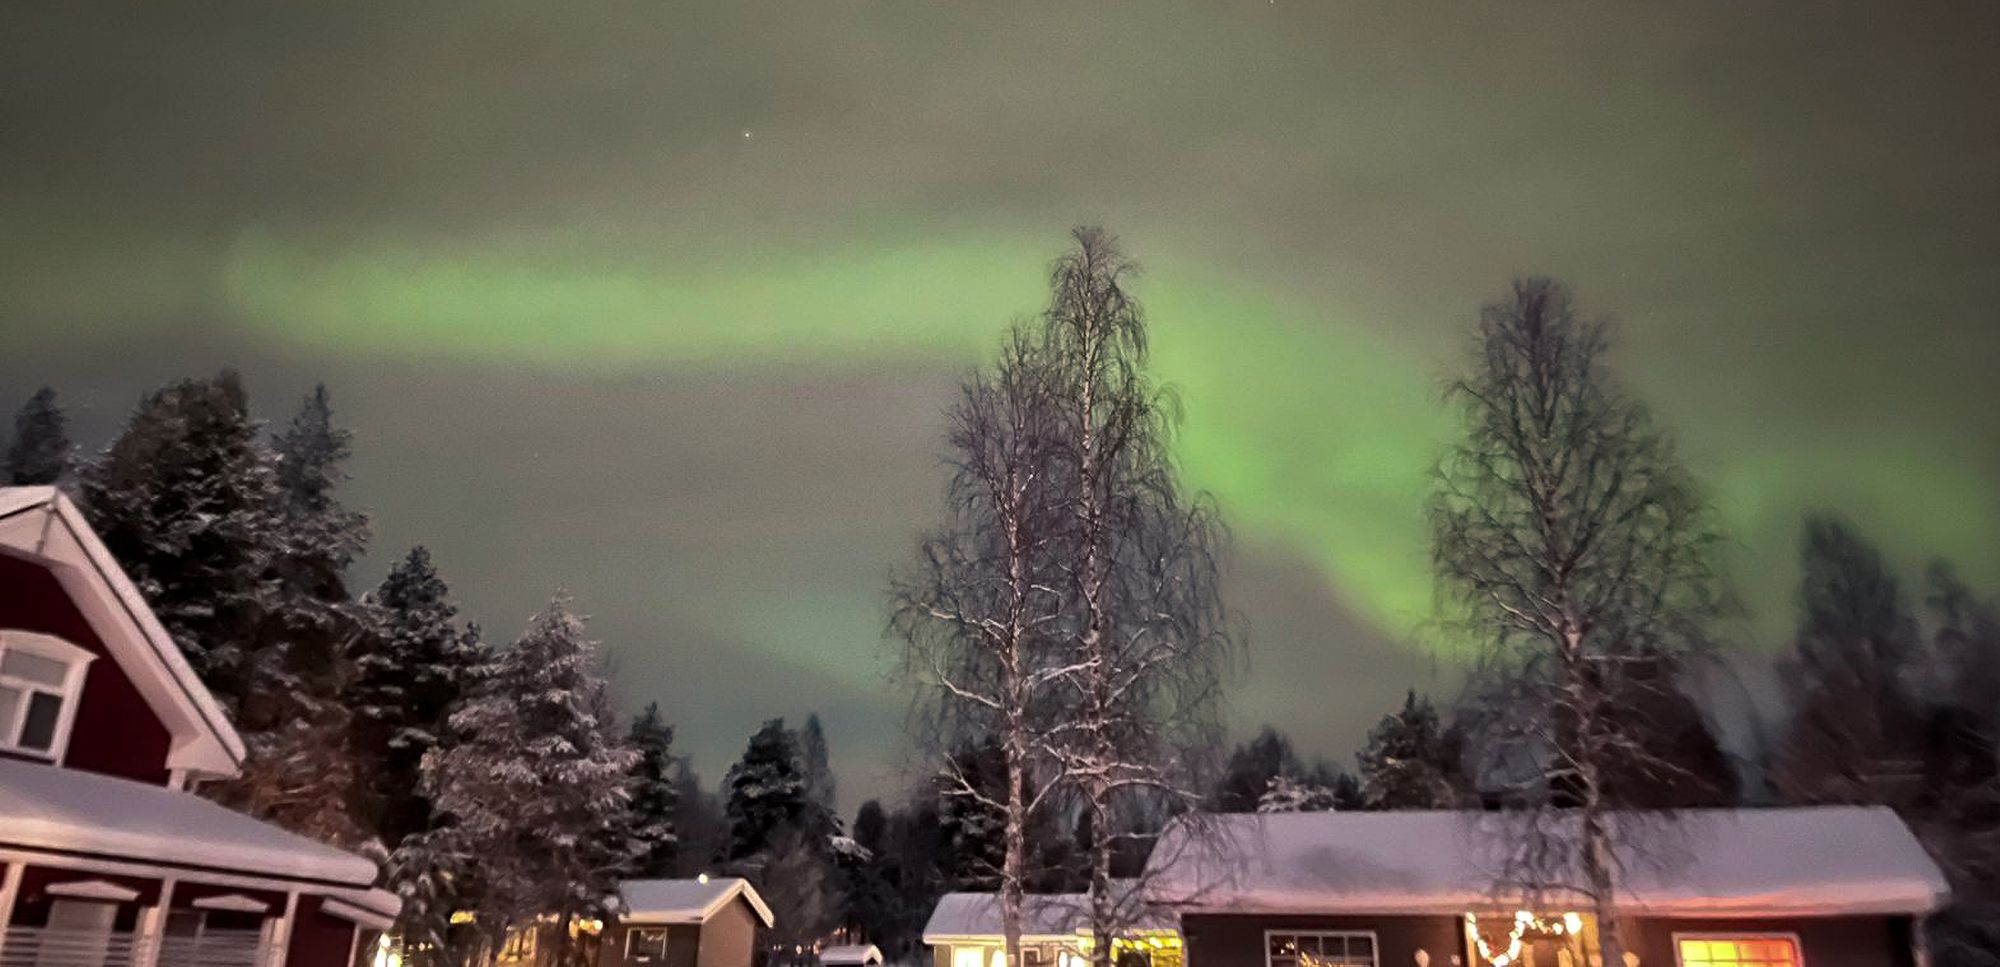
[
  {"left": 133, "top": 875, "right": 176, "bottom": 967},
  {"left": 0, "top": 861, "right": 25, "bottom": 960},
  {"left": 261, "top": 890, "right": 301, "bottom": 967}
]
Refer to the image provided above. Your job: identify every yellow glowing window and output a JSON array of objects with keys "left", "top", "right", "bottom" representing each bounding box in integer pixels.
[{"left": 1676, "top": 935, "right": 1801, "bottom": 967}]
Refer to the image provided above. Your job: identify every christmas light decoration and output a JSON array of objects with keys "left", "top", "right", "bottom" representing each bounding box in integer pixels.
[{"left": 1465, "top": 911, "right": 1584, "bottom": 967}]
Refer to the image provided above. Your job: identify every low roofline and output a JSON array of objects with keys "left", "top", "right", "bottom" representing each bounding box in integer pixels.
[
  {"left": 622, "top": 878, "right": 775, "bottom": 928},
  {"left": 923, "top": 934, "right": 1091, "bottom": 946},
  {"left": 0, "top": 488, "right": 243, "bottom": 773}
]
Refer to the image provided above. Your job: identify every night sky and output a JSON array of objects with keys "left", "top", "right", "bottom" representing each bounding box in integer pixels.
[{"left": 3, "top": 1, "right": 1996, "bottom": 814}]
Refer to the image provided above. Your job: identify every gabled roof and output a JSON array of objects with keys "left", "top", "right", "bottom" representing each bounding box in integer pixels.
[
  {"left": 922, "top": 884, "right": 1174, "bottom": 943},
  {"left": 0, "top": 755, "right": 378, "bottom": 886},
  {"left": 1147, "top": 807, "right": 1950, "bottom": 918},
  {"left": 0, "top": 487, "right": 243, "bottom": 776},
  {"left": 620, "top": 877, "right": 775, "bottom": 927},
  {"left": 820, "top": 944, "right": 884, "bottom": 965}
]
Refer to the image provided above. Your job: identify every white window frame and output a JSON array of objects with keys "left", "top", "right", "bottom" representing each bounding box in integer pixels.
[
  {"left": 1671, "top": 932, "right": 1806, "bottom": 967},
  {"left": 1264, "top": 931, "right": 1380, "bottom": 967},
  {"left": 626, "top": 926, "right": 671, "bottom": 962},
  {"left": 0, "top": 630, "right": 95, "bottom": 761}
]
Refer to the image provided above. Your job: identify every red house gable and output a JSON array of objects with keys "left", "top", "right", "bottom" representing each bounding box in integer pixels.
[
  {"left": 0, "top": 554, "right": 174, "bottom": 784},
  {"left": 0, "top": 487, "right": 242, "bottom": 784}
]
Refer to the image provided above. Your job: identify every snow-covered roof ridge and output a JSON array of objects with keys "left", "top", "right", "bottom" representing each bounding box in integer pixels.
[
  {"left": 922, "top": 883, "right": 1174, "bottom": 941},
  {"left": 0, "top": 486, "right": 243, "bottom": 774},
  {"left": 0, "top": 755, "right": 379, "bottom": 886},
  {"left": 1146, "top": 807, "right": 1950, "bottom": 918},
  {"left": 619, "top": 877, "right": 775, "bottom": 927},
  {"left": 820, "top": 944, "right": 884, "bottom": 964}
]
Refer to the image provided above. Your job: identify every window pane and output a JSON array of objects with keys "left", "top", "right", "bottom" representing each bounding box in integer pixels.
[
  {"left": 19, "top": 692, "right": 62, "bottom": 750},
  {"left": 1676, "top": 937, "right": 1798, "bottom": 967},
  {"left": 1, "top": 648, "right": 69, "bottom": 688},
  {"left": 0, "top": 686, "right": 20, "bottom": 740}
]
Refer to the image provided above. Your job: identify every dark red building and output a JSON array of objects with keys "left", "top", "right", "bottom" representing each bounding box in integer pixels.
[{"left": 0, "top": 486, "right": 397, "bottom": 967}]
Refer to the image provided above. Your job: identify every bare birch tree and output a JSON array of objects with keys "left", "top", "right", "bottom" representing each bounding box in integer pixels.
[
  {"left": 1430, "top": 278, "right": 1726, "bottom": 966},
  {"left": 1037, "top": 228, "right": 1234, "bottom": 967},
  {"left": 894, "top": 326, "right": 1066, "bottom": 967}
]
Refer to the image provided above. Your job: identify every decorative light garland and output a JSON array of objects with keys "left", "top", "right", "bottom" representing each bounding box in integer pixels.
[{"left": 1464, "top": 911, "right": 1585, "bottom": 967}]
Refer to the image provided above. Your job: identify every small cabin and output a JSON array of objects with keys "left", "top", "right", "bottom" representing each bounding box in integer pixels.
[{"left": 599, "top": 877, "right": 775, "bottom": 967}]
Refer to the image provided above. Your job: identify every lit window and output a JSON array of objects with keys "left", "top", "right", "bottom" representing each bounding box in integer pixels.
[
  {"left": 1268, "top": 932, "right": 1378, "bottom": 967},
  {"left": 627, "top": 927, "right": 671, "bottom": 962},
  {"left": 0, "top": 631, "right": 93, "bottom": 758},
  {"left": 1676, "top": 935, "right": 1801, "bottom": 967}
]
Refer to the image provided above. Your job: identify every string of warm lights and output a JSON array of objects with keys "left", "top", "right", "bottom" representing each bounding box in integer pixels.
[{"left": 1464, "top": 911, "right": 1584, "bottom": 967}]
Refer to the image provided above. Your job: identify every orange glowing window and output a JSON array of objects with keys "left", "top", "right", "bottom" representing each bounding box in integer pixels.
[{"left": 1675, "top": 936, "right": 1802, "bottom": 967}]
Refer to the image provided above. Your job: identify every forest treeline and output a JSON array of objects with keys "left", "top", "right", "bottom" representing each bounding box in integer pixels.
[{"left": 4, "top": 229, "right": 1996, "bottom": 967}]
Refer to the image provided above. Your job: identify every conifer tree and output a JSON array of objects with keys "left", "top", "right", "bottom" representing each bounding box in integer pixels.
[
  {"left": 354, "top": 547, "right": 477, "bottom": 845},
  {"left": 270, "top": 384, "right": 369, "bottom": 601},
  {"left": 936, "top": 737, "right": 1009, "bottom": 890},
  {"left": 421, "top": 596, "right": 640, "bottom": 956},
  {"left": 627, "top": 702, "right": 682, "bottom": 876},
  {"left": 1774, "top": 514, "right": 1926, "bottom": 805},
  {"left": 6, "top": 386, "right": 71, "bottom": 486},
  {"left": 1211, "top": 727, "right": 1304, "bottom": 812},
  {"left": 1355, "top": 690, "right": 1463, "bottom": 809},
  {"left": 801, "top": 712, "right": 837, "bottom": 816},
  {"left": 724, "top": 718, "right": 809, "bottom": 860},
  {"left": 227, "top": 386, "right": 372, "bottom": 813},
  {"left": 81, "top": 371, "right": 284, "bottom": 711},
  {"left": 669, "top": 761, "right": 731, "bottom": 876}
]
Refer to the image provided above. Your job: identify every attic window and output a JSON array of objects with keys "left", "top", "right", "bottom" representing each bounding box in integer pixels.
[
  {"left": 1675, "top": 935, "right": 1802, "bottom": 967},
  {"left": 0, "top": 630, "right": 94, "bottom": 759}
]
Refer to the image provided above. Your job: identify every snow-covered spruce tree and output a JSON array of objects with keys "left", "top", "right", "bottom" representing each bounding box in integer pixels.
[
  {"left": 893, "top": 320, "right": 1067, "bottom": 967},
  {"left": 801, "top": 713, "right": 838, "bottom": 820},
  {"left": 421, "top": 596, "right": 639, "bottom": 962},
  {"left": 724, "top": 718, "right": 809, "bottom": 860},
  {"left": 935, "top": 738, "right": 1009, "bottom": 890},
  {"left": 1210, "top": 727, "right": 1303, "bottom": 812},
  {"left": 81, "top": 371, "right": 286, "bottom": 709},
  {"left": 1356, "top": 691, "right": 1463, "bottom": 810},
  {"left": 627, "top": 702, "right": 681, "bottom": 876},
  {"left": 211, "top": 387, "right": 375, "bottom": 841},
  {"left": 1255, "top": 774, "right": 1342, "bottom": 814},
  {"left": 1036, "top": 228, "right": 1234, "bottom": 965},
  {"left": 6, "top": 386, "right": 72, "bottom": 485},
  {"left": 353, "top": 547, "right": 478, "bottom": 845},
  {"left": 1430, "top": 278, "right": 1726, "bottom": 967}
]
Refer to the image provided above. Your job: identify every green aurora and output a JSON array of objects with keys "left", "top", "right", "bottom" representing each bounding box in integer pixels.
[{"left": 203, "top": 227, "right": 2000, "bottom": 646}]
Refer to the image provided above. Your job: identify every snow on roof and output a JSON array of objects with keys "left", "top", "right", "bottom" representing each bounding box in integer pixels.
[
  {"left": 620, "top": 877, "right": 775, "bottom": 927},
  {"left": 0, "top": 756, "right": 379, "bottom": 886},
  {"left": 0, "top": 487, "right": 243, "bottom": 774},
  {"left": 820, "top": 944, "right": 884, "bottom": 964},
  {"left": 324, "top": 886, "right": 402, "bottom": 931},
  {"left": 1147, "top": 808, "right": 1950, "bottom": 918},
  {"left": 923, "top": 884, "right": 1174, "bottom": 943}
]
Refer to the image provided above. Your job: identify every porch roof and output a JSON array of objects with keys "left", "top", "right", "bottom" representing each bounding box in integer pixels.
[
  {"left": 0, "top": 757, "right": 379, "bottom": 887},
  {"left": 1148, "top": 807, "right": 1950, "bottom": 918}
]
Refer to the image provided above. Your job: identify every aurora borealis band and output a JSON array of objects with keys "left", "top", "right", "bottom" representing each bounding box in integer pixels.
[{"left": 3, "top": 0, "right": 1997, "bottom": 808}]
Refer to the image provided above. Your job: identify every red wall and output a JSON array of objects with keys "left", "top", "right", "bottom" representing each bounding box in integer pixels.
[
  {"left": 286, "top": 895, "right": 366, "bottom": 967},
  {"left": 0, "top": 554, "right": 175, "bottom": 784}
]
